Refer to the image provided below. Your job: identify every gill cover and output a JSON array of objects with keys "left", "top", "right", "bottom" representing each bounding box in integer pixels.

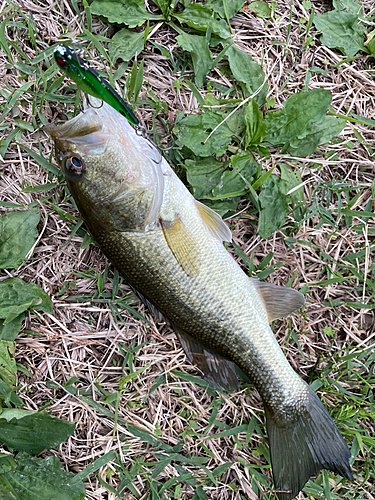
[{"left": 46, "top": 99, "right": 164, "bottom": 232}]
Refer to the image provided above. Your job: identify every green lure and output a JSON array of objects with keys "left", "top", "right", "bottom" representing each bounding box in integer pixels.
[{"left": 54, "top": 45, "right": 139, "bottom": 126}]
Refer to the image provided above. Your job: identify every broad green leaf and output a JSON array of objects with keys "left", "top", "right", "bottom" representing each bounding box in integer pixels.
[
  {"left": 0, "top": 379, "right": 22, "bottom": 408},
  {"left": 185, "top": 157, "right": 225, "bottom": 199},
  {"left": 90, "top": 0, "right": 162, "bottom": 28},
  {"left": 0, "top": 409, "right": 34, "bottom": 421},
  {"left": 0, "top": 454, "right": 16, "bottom": 474},
  {"left": 205, "top": 0, "right": 245, "bottom": 19},
  {"left": 258, "top": 175, "right": 288, "bottom": 238},
  {"left": 245, "top": 99, "right": 266, "bottom": 148},
  {"left": 206, "top": 150, "right": 258, "bottom": 200},
  {"left": 316, "top": 115, "right": 346, "bottom": 145},
  {"left": 287, "top": 115, "right": 346, "bottom": 157},
  {"left": 175, "top": 110, "right": 244, "bottom": 157},
  {"left": 176, "top": 33, "right": 212, "bottom": 88},
  {"left": 1, "top": 453, "right": 85, "bottom": 500},
  {"left": 209, "top": 167, "right": 250, "bottom": 200},
  {"left": 0, "top": 342, "right": 17, "bottom": 389},
  {"left": 365, "top": 30, "right": 375, "bottom": 56},
  {"left": 186, "top": 152, "right": 257, "bottom": 203},
  {"left": 248, "top": 1, "right": 272, "bottom": 19},
  {"left": 109, "top": 28, "right": 145, "bottom": 63},
  {"left": 0, "top": 129, "right": 21, "bottom": 160},
  {"left": 230, "top": 150, "right": 259, "bottom": 180},
  {"left": 313, "top": 9, "right": 365, "bottom": 58},
  {"left": 0, "top": 314, "right": 24, "bottom": 341},
  {"left": 0, "top": 410, "right": 75, "bottom": 454},
  {"left": 0, "top": 209, "right": 40, "bottom": 269},
  {"left": 210, "top": 171, "right": 246, "bottom": 200},
  {"left": 0, "top": 475, "right": 18, "bottom": 500},
  {"left": 279, "top": 164, "right": 304, "bottom": 204},
  {"left": 174, "top": 4, "right": 230, "bottom": 38},
  {"left": 204, "top": 197, "right": 240, "bottom": 217},
  {"left": 264, "top": 89, "right": 337, "bottom": 157},
  {"left": 153, "top": 0, "right": 176, "bottom": 17},
  {"left": 0, "top": 278, "right": 53, "bottom": 325},
  {"left": 226, "top": 44, "right": 267, "bottom": 105},
  {"left": 333, "top": 0, "right": 363, "bottom": 16}
]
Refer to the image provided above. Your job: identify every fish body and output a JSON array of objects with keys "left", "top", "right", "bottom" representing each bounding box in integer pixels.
[{"left": 46, "top": 99, "right": 353, "bottom": 499}]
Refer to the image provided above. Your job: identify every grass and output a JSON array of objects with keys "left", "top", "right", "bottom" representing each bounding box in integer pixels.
[{"left": 0, "top": 0, "right": 374, "bottom": 499}]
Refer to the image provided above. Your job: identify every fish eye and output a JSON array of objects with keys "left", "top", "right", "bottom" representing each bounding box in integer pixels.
[{"left": 64, "top": 155, "right": 85, "bottom": 179}]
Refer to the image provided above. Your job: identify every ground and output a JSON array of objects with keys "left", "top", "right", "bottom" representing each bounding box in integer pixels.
[{"left": 0, "top": 1, "right": 374, "bottom": 499}]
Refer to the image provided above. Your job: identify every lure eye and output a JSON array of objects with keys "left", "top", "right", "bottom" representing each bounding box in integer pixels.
[
  {"left": 64, "top": 155, "right": 85, "bottom": 179},
  {"left": 56, "top": 56, "right": 66, "bottom": 67}
]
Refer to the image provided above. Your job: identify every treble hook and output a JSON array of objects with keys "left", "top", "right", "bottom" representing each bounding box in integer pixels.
[
  {"left": 85, "top": 93, "right": 104, "bottom": 110},
  {"left": 134, "top": 125, "right": 175, "bottom": 163}
]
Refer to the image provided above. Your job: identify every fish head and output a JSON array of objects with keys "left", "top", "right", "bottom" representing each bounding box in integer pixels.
[{"left": 45, "top": 99, "right": 164, "bottom": 232}]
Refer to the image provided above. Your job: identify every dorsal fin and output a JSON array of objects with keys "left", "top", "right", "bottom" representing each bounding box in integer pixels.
[
  {"left": 194, "top": 199, "right": 232, "bottom": 243},
  {"left": 174, "top": 327, "right": 238, "bottom": 392},
  {"left": 252, "top": 279, "right": 305, "bottom": 323},
  {"left": 160, "top": 215, "right": 200, "bottom": 277}
]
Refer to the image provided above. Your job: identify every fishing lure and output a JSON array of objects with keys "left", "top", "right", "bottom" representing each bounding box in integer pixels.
[
  {"left": 54, "top": 44, "right": 139, "bottom": 126},
  {"left": 54, "top": 44, "right": 174, "bottom": 159}
]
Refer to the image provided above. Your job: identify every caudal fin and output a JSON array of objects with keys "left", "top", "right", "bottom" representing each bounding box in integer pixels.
[{"left": 265, "top": 383, "right": 353, "bottom": 500}]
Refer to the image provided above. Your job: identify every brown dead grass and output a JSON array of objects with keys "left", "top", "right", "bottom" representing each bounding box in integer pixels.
[{"left": 1, "top": 1, "right": 375, "bottom": 499}]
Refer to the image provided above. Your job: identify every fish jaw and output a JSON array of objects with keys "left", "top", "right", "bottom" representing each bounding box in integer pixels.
[
  {"left": 45, "top": 101, "right": 164, "bottom": 232},
  {"left": 45, "top": 108, "right": 110, "bottom": 159}
]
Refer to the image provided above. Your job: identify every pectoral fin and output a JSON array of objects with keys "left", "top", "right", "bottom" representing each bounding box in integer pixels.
[
  {"left": 161, "top": 216, "right": 200, "bottom": 277},
  {"left": 174, "top": 327, "right": 238, "bottom": 392},
  {"left": 252, "top": 279, "right": 305, "bottom": 323},
  {"left": 194, "top": 199, "right": 232, "bottom": 243}
]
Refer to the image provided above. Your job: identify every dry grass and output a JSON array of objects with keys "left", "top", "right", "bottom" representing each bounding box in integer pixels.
[{"left": 1, "top": 1, "right": 375, "bottom": 499}]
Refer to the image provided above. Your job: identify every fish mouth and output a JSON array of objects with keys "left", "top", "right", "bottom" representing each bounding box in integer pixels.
[{"left": 45, "top": 105, "right": 110, "bottom": 155}]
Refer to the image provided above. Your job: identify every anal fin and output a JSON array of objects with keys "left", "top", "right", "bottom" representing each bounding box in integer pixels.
[
  {"left": 174, "top": 327, "right": 238, "bottom": 392},
  {"left": 128, "top": 284, "right": 167, "bottom": 324}
]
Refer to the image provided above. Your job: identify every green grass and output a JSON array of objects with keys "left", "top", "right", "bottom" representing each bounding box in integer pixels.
[{"left": 0, "top": 0, "right": 374, "bottom": 499}]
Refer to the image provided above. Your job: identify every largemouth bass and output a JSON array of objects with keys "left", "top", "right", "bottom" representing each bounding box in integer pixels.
[{"left": 46, "top": 99, "right": 353, "bottom": 499}]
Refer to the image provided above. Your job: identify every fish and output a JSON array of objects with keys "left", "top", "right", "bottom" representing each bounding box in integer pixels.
[{"left": 46, "top": 98, "right": 353, "bottom": 499}]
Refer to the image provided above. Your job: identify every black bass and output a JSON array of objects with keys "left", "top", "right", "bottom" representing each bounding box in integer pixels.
[{"left": 46, "top": 99, "right": 353, "bottom": 499}]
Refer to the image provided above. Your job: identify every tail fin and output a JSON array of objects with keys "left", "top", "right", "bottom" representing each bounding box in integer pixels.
[{"left": 265, "top": 382, "right": 353, "bottom": 500}]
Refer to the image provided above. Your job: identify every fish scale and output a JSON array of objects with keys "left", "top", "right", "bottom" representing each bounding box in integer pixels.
[
  {"left": 46, "top": 98, "right": 353, "bottom": 500},
  {"left": 98, "top": 227, "right": 304, "bottom": 421}
]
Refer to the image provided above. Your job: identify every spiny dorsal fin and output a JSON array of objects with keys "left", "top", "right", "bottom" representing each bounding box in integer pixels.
[
  {"left": 194, "top": 199, "right": 232, "bottom": 243},
  {"left": 252, "top": 279, "right": 305, "bottom": 323},
  {"left": 160, "top": 216, "right": 199, "bottom": 277},
  {"left": 174, "top": 327, "right": 239, "bottom": 392}
]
